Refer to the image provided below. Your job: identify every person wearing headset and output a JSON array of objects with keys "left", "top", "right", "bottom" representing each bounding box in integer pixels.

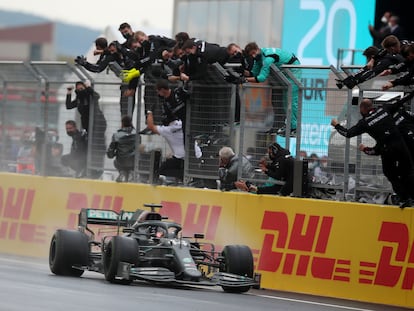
[{"left": 235, "top": 142, "right": 294, "bottom": 196}]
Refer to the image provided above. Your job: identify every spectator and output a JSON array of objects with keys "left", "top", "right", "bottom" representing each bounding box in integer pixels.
[
  {"left": 235, "top": 142, "right": 294, "bottom": 196},
  {"left": 331, "top": 98, "right": 414, "bottom": 208},
  {"left": 61, "top": 120, "right": 88, "bottom": 178},
  {"left": 244, "top": 42, "right": 301, "bottom": 137},
  {"left": 298, "top": 150, "right": 308, "bottom": 160},
  {"left": 146, "top": 110, "right": 185, "bottom": 182},
  {"left": 388, "top": 15, "right": 406, "bottom": 41},
  {"left": 107, "top": 115, "right": 136, "bottom": 183},
  {"left": 308, "top": 153, "right": 321, "bottom": 179},
  {"left": 33, "top": 127, "right": 65, "bottom": 176},
  {"left": 218, "top": 146, "right": 254, "bottom": 191},
  {"left": 368, "top": 11, "right": 392, "bottom": 47},
  {"left": 245, "top": 147, "right": 255, "bottom": 161},
  {"left": 16, "top": 129, "right": 36, "bottom": 174},
  {"left": 311, "top": 154, "right": 330, "bottom": 183}
]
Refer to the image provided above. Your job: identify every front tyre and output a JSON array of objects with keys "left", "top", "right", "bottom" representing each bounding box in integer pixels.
[
  {"left": 103, "top": 236, "right": 139, "bottom": 284},
  {"left": 221, "top": 245, "right": 254, "bottom": 293},
  {"left": 49, "top": 229, "right": 89, "bottom": 277}
]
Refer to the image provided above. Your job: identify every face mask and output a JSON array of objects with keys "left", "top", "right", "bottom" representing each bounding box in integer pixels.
[
  {"left": 234, "top": 51, "right": 242, "bottom": 58},
  {"left": 75, "top": 89, "right": 87, "bottom": 97},
  {"left": 66, "top": 131, "right": 75, "bottom": 137},
  {"left": 309, "top": 162, "right": 318, "bottom": 170},
  {"left": 122, "top": 32, "right": 131, "bottom": 40},
  {"left": 254, "top": 54, "right": 262, "bottom": 61},
  {"left": 381, "top": 16, "right": 388, "bottom": 24},
  {"left": 141, "top": 40, "right": 150, "bottom": 49}
]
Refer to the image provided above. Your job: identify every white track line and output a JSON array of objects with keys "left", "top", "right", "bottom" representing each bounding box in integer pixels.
[{"left": 255, "top": 294, "right": 376, "bottom": 311}]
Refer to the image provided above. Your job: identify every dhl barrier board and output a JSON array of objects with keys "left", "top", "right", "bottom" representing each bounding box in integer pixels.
[{"left": 0, "top": 173, "right": 413, "bottom": 308}]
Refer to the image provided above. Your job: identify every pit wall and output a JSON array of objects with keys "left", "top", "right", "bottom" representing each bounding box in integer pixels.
[{"left": 0, "top": 173, "right": 413, "bottom": 308}]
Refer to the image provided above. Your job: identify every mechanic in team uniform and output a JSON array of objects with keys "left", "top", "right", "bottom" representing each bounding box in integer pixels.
[
  {"left": 61, "top": 120, "right": 88, "bottom": 178},
  {"left": 155, "top": 79, "right": 190, "bottom": 144},
  {"left": 331, "top": 97, "right": 414, "bottom": 208},
  {"left": 386, "top": 92, "right": 414, "bottom": 160},
  {"left": 180, "top": 38, "right": 229, "bottom": 81},
  {"left": 337, "top": 35, "right": 405, "bottom": 90},
  {"left": 235, "top": 142, "right": 294, "bottom": 196},
  {"left": 146, "top": 109, "right": 185, "bottom": 183},
  {"left": 106, "top": 115, "right": 136, "bottom": 183},
  {"left": 382, "top": 42, "right": 414, "bottom": 90},
  {"left": 65, "top": 81, "right": 107, "bottom": 179},
  {"left": 225, "top": 43, "right": 254, "bottom": 123},
  {"left": 244, "top": 42, "right": 301, "bottom": 137}
]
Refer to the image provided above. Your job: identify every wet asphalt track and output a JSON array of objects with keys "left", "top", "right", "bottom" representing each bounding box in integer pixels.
[{"left": 0, "top": 254, "right": 410, "bottom": 311}]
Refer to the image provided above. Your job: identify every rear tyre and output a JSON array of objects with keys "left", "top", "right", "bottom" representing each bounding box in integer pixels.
[
  {"left": 49, "top": 229, "right": 89, "bottom": 277},
  {"left": 221, "top": 245, "right": 254, "bottom": 293},
  {"left": 103, "top": 236, "right": 139, "bottom": 284}
]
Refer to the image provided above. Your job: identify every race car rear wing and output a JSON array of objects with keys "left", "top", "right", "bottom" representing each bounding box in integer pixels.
[{"left": 78, "top": 208, "right": 136, "bottom": 228}]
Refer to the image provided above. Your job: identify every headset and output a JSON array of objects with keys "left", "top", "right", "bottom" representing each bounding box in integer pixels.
[{"left": 268, "top": 143, "right": 280, "bottom": 160}]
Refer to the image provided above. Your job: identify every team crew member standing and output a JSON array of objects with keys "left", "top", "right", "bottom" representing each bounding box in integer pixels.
[
  {"left": 331, "top": 98, "right": 414, "bottom": 208},
  {"left": 65, "top": 81, "right": 107, "bottom": 178},
  {"left": 106, "top": 115, "right": 136, "bottom": 183},
  {"left": 244, "top": 42, "right": 301, "bottom": 136}
]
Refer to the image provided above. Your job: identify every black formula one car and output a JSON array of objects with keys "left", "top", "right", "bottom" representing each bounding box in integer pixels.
[{"left": 49, "top": 203, "right": 259, "bottom": 293}]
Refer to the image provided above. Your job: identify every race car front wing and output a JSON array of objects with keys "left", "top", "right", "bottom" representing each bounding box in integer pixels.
[{"left": 118, "top": 262, "right": 259, "bottom": 288}]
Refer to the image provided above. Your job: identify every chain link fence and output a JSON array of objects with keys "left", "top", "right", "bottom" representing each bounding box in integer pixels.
[{"left": 0, "top": 61, "right": 410, "bottom": 203}]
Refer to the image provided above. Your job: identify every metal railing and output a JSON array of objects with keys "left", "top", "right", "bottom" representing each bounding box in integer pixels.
[{"left": 0, "top": 60, "right": 408, "bottom": 203}]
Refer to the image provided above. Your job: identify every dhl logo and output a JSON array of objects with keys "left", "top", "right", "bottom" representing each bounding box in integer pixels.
[
  {"left": 257, "top": 211, "right": 347, "bottom": 281},
  {"left": 258, "top": 211, "right": 414, "bottom": 290},
  {"left": 0, "top": 187, "right": 45, "bottom": 243},
  {"left": 360, "top": 222, "right": 414, "bottom": 290}
]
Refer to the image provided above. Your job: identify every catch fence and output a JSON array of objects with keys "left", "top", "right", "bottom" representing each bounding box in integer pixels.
[{"left": 0, "top": 60, "right": 410, "bottom": 203}]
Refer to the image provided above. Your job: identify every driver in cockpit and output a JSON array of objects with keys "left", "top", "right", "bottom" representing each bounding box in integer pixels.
[{"left": 133, "top": 211, "right": 167, "bottom": 238}]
